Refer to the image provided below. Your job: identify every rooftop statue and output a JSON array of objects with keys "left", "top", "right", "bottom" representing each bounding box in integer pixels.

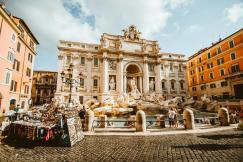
[{"left": 122, "top": 25, "right": 141, "bottom": 41}]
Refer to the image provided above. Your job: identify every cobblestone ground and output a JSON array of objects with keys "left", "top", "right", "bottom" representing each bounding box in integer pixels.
[{"left": 0, "top": 130, "right": 242, "bottom": 162}]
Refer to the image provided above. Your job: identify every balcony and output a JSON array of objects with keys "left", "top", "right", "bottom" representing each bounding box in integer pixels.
[
  {"left": 178, "top": 72, "right": 184, "bottom": 77},
  {"left": 169, "top": 72, "right": 175, "bottom": 77}
]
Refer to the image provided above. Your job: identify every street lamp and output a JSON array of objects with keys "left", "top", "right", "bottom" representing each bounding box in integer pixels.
[{"left": 61, "top": 63, "right": 83, "bottom": 104}]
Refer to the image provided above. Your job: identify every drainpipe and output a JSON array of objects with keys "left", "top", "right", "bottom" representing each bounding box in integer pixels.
[{"left": 0, "top": 15, "right": 3, "bottom": 36}]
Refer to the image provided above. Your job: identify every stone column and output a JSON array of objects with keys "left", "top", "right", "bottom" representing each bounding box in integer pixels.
[
  {"left": 102, "top": 52, "right": 109, "bottom": 94},
  {"left": 136, "top": 110, "right": 146, "bottom": 132},
  {"left": 183, "top": 108, "right": 195, "bottom": 129},
  {"left": 155, "top": 62, "right": 162, "bottom": 95},
  {"left": 118, "top": 55, "right": 123, "bottom": 94},
  {"left": 85, "top": 110, "right": 94, "bottom": 131},
  {"left": 218, "top": 107, "right": 230, "bottom": 126},
  {"left": 139, "top": 76, "right": 143, "bottom": 93},
  {"left": 124, "top": 75, "right": 127, "bottom": 93},
  {"left": 86, "top": 55, "right": 93, "bottom": 94},
  {"left": 143, "top": 58, "right": 149, "bottom": 94}
]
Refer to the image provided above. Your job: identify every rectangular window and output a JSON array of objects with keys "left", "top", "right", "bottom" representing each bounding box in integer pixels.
[
  {"left": 171, "top": 82, "right": 175, "bottom": 90},
  {"left": 161, "top": 64, "right": 163, "bottom": 70},
  {"left": 14, "top": 81, "right": 17, "bottom": 92},
  {"left": 231, "top": 64, "right": 240, "bottom": 73},
  {"left": 198, "top": 57, "right": 202, "bottom": 63},
  {"left": 81, "top": 57, "right": 85, "bottom": 65},
  {"left": 80, "top": 78, "right": 84, "bottom": 88},
  {"left": 5, "top": 71, "right": 11, "bottom": 84},
  {"left": 217, "top": 58, "right": 224, "bottom": 65},
  {"left": 221, "top": 81, "right": 228, "bottom": 87},
  {"left": 162, "top": 82, "right": 165, "bottom": 89},
  {"left": 17, "top": 42, "right": 21, "bottom": 52},
  {"left": 11, "top": 33, "right": 16, "bottom": 42},
  {"left": 207, "top": 62, "right": 213, "bottom": 69},
  {"left": 217, "top": 47, "right": 222, "bottom": 54},
  {"left": 209, "top": 72, "right": 214, "bottom": 79},
  {"left": 10, "top": 80, "right": 17, "bottom": 92},
  {"left": 16, "top": 61, "right": 20, "bottom": 71},
  {"left": 192, "top": 87, "right": 197, "bottom": 91},
  {"left": 231, "top": 52, "right": 236, "bottom": 60},
  {"left": 201, "top": 85, "right": 206, "bottom": 90},
  {"left": 200, "top": 75, "right": 204, "bottom": 81},
  {"left": 220, "top": 69, "right": 225, "bottom": 76},
  {"left": 180, "top": 82, "right": 184, "bottom": 90},
  {"left": 229, "top": 40, "right": 234, "bottom": 48},
  {"left": 7, "top": 51, "right": 15, "bottom": 63},
  {"left": 93, "top": 96, "right": 98, "bottom": 100},
  {"left": 13, "top": 59, "right": 16, "bottom": 70},
  {"left": 94, "top": 57, "right": 99, "bottom": 67},
  {"left": 24, "top": 85, "right": 29, "bottom": 94},
  {"left": 26, "top": 68, "right": 31, "bottom": 77},
  {"left": 207, "top": 53, "right": 211, "bottom": 59},
  {"left": 28, "top": 53, "right": 33, "bottom": 63},
  {"left": 192, "top": 78, "right": 195, "bottom": 83},
  {"left": 79, "top": 96, "right": 83, "bottom": 104},
  {"left": 210, "top": 84, "right": 216, "bottom": 88},
  {"left": 93, "top": 79, "right": 98, "bottom": 88},
  {"left": 10, "top": 80, "right": 14, "bottom": 91}
]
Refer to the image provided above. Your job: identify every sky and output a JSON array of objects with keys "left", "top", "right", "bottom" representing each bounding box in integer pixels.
[{"left": 5, "top": 0, "right": 243, "bottom": 71}]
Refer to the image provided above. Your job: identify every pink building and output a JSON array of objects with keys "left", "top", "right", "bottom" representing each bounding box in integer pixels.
[{"left": 0, "top": 4, "right": 39, "bottom": 115}]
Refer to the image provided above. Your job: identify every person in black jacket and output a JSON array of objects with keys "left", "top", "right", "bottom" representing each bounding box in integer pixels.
[{"left": 79, "top": 107, "right": 86, "bottom": 131}]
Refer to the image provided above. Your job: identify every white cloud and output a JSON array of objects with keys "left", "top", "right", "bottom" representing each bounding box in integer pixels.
[
  {"left": 166, "top": 0, "right": 193, "bottom": 9},
  {"left": 224, "top": 3, "right": 243, "bottom": 23},
  {"left": 5, "top": 0, "right": 193, "bottom": 70},
  {"left": 183, "top": 24, "right": 200, "bottom": 34}
]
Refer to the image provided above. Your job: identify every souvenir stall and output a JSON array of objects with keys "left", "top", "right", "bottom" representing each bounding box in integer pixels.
[{"left": 2, "top": 103, "right": 84, "bottom": 147}]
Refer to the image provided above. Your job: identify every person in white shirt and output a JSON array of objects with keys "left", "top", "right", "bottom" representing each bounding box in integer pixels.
[{"left": 168, "top": 108, "right": 176, "bottom": 128}]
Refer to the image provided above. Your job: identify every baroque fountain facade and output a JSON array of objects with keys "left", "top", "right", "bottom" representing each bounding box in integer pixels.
[{"left": 55, "top": 25, "right": 188, "bottom": 115}]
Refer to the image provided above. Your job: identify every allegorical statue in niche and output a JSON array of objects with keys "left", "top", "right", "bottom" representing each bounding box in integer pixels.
[
  {"left": 109, "top": 76, "right": 116, "bottom": 90},
  {"left": 149, "top": 78, "right": 155, "bottom": 91}
]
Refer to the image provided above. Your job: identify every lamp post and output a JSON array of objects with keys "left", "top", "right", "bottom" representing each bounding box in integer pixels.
[{"left": 60, "top": 63, "right": 83, "bottom": 104}]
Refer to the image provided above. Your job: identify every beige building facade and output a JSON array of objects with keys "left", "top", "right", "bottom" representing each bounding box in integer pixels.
[
  {"left": 31, "top": 71, "right": 57, "bottom": 105},
  {"left": 56, "top": 26, "right": 187, "bottom": 104}
]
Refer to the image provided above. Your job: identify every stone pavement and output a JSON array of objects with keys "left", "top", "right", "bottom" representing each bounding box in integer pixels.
[{"left": 0, "top": 130, "right": 242, "bottom": 162}]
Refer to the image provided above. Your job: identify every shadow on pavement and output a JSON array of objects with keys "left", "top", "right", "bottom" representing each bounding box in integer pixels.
[
  {"left": 173, "top": 144, "right": 243, "bottom": 151},
  {"left": 1, "top": 137, "right": 69, "bottom": 149},
  {"left": 197, "top": 133, "right": 243, "bottom": 140}
]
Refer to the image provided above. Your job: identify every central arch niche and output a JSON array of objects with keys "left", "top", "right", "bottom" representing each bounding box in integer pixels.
[{"left": 125, "top": 64, "right": 143, "bottom": 93}]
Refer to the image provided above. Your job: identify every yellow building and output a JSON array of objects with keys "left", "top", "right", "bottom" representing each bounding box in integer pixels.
[
  {"left": 31, "top": 71, "right": 57, "bottom": 105},
  {"left": 187, "top": 28, "right": 243, "bottom": 100}
]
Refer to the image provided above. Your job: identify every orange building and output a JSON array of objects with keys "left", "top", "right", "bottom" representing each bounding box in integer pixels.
[
  {"left": 187, "top": 28, "right": 243, "bottom": 100},
  {"left": 0, "top": 4, "right": 39, "bottom": 115}
]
